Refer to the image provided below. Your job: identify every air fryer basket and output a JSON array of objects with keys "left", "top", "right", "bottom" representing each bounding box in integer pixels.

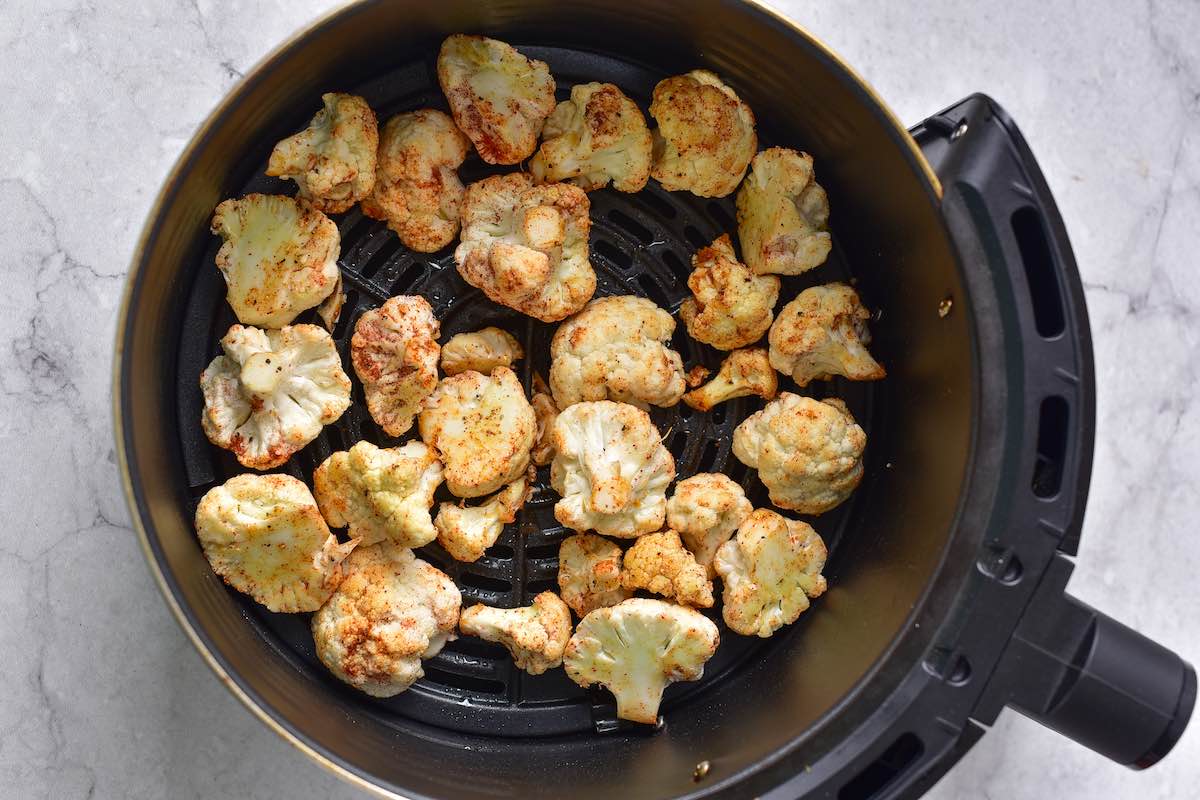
[{"left": 116, "top": 2, "right": 1194, "bottom": 798}]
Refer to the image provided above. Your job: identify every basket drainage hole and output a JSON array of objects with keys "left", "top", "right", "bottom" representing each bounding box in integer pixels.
[
  {"left": 593, "top": 238, "right": 634, "bottom": 269},
  {"left": 1032, "top": 395, "right": 1068, "bottom": 498},
  {"left": 607, "top": 208, "right": 654, "bottom": 244},
  {"left": 683, "top": 225, "right": 708, "bottom": 249},
  {"left": 706, "top": 201, "right": 735, "bottom": 231},
  {"left": 637, "top": 274, "right": 669, "bottom": 307},
  {"left": 837, "top": 732, "right": 925, "bottom": 800},
  {"left": 421, "top": 668, "right": 506, "bottom": 695},
  {"left": 661, "top": 249, "right": 690, "bottom": 282},
  {"left": 525, "top": 543, "right": 560, "bottom": 560}
]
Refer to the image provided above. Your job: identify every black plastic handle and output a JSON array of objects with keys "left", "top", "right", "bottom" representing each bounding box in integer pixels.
[
  {"left": 917, "top": 94, "right": 1194, "bottom": 772},
  {"left": 998, "top": 557, "right": 1197, "bottom": 768}
]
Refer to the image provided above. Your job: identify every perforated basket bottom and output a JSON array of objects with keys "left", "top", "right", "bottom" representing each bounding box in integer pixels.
[{"left": 174, "top": 45, "right": 871, "bottom": 737}]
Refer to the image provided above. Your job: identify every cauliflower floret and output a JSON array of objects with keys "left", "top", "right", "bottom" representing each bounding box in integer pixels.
[
  {"left": 549, "top": 296, "right": 687, "bottom": 409},
  {"left": 530, "top": 372, "right": 559, "bottom": 466},
  {"left": 434, "top": 472, "right": 531, "bottom": 562},
  {"left": 437, "top": 34, "right": 556, "bottom": 165},
  {"left": 563, "top": 598, "right": 720, "bottom": 724},
  {"left": 680, "top": 234, "right": 780, "bottom": 350},
  {"left": 200, "top": 324, "right": 351, "bottom": 470},
  {"left": 313, "top": 441, "right": 444, "bottom": 548},
  {"left": 312, "top": 543, "right": 461, "bottom": 698},
  {"left": 351, "top": 296, "right": 440, "bottom": 437},
  {"left": 210, "top": 194, "right": 340, "bottom": 327},
  {"left": 194, "top": 474, "right": 356, "bottom": 613},
  {"left": 529, "top": 82, "right": 652, "bottom": 192},
  {"left": 682, "top": 348, "right": 778, "bottom": 412},
  {"left": 557, "top": 533, "right": 631, "bottom": 617},
  {"left": 733, "top": 393, "right": 867, "bottom": 514},
  {"left": 315, "top": 272, "right": 345, "bottom": 332},
  {"left": 685, "top": 365, "right": 711, "bottom": 388},
  {"left": 419, "top": 367, "right": 536, "bottom": 498},
  {"left": 440, "top": 326, "right": 524, "bottom": 376},
  {"left": 621, "top": 530, "right": 714, "bottom": 608},
  {"left": 455, "top": 173, "right": 596, "bottom": 322},
  {"left": 768, "top": 283, "right": 885, "bottom": 387},
  {"left": 550, "top": 401, "right": 675, "bottom": 538},
  {"left": 266, "top": 92, "right": 378, "bottom": 214},
  {"left": 666, "top": 473, "right": 753, "bottom": 576},
  {"left": 713, "top": 508, "right": 828, "bottom": 637},
  {"left": 361, "top": 109, "right": 470, "bottom": 252},
  {"left": 459, "top": 592, "right": 572, "bottom": 675},
  {"left": 649, "top": 70, "right": 756, "bottom": 198},
  {"left": 736, "top": 147, "right": 832, "bottom": 275}
]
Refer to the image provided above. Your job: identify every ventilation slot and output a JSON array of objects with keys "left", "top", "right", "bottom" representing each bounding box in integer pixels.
[
  {"left": 525, "top": 543, "right": 560, "bottom": 560},
  {"left": 683, "top": 225, "right": 708, "bottom": 249},
  {"left": 459, "top": 572, "right": 512, "bottom": 593},
  {"left": 1012, "top": 206, "right": 1065, "bottom": 337},
  {"left": 526, "top": 579, "right": 557, "bottom": 594},
  {"left": 422, "top": 668, "right": 506, "bottom": 695},
  {"left": 706, "top": 201, "right": 735, "bottom": 231},
  {"left": 638, "top": 274, "right": 668, "bottom": 307},
  {"left": 1032, "top": 395, "right": 1069, "bottom": 498},
  {"left": 661, "top": 249, "right": 689, "bottom": 282},
  {"left": 360, "top": 237, "right": 404, "bottom": 279},
  {"left": 593, "top": 238, "right": 633, "bottom": 269},
  {"left": 634, "top": 189, "right": 678, "bottom": 219},
  {"left": 607, "top": 209, "right": 654, "bottom": 244},
  {"left": 838, "top": 733, "right": 924, "bottom": 800},
  {"left": 391, "top": 261, "right": 425, "bottom": 294},
  {"left": 698, "top": 439, "right": 720, "bottom": 472}
]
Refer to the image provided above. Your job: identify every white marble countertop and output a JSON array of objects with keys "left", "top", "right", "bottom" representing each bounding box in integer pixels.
[{"left": 2, "top": 0, "right": 1196, "bottom": 797}]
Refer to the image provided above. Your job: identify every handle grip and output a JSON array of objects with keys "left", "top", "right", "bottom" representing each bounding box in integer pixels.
[{"left": 999, "top": 557, "right": 1196, "bottom": 768}]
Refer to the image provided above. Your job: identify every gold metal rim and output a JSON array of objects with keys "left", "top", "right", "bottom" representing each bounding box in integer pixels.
[{"left": 113, "top": 2, "right": 941, "bottom": 797}]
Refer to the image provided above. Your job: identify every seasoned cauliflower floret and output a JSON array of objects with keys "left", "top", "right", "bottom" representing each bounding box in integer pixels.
[
  {"left": 266, "top": 92, "right": 379, "bottom": 214},
  {"left": 530, "top": 372, "right": 559, "bottom": 466},
  {"left": 200, "top": 324, "right": 351, "bottom": 469},
  {"left": 459, "top": 592, "right": 572, "bottom": 675},
  {"left": 666, "top": 473, "right": 753, "bottom": 576},
  {"left": 210, "top": 194, "right": 340, "bottom": 328},
  {"left": 621, "top": 530, "right": 714, "bottom": 608},
  {"left": 680, "top": 234, "right": 780, "bottom": 350},
  {"left": 551, "top": 401, "right": 675, "bottom": 538},
  {"left": 682, "top": 348, "right": 778, "bottom": 412},
  {"left": 434, "top": 472, "right": 531, "bottom": 562},
  {"left": 195, "top": 474, "right": 355, "bottom": 613},
  {"left": 713, "top": 508, "right": 828, "bottom": 638},
  {"left": 557, "top": 533, "right": 631, "bottom": 617},
  {"left": 440, "top": 326, "right": 524, "bottom": 376},
  {"left": 564, "top": 598, "right": 719, "bottom": 724},
  {"left": 419, "top": 367, "right": 536, "bottom": 498},
  {"left": 769, "top": 283, "right": 885, "bottom": 387},
  {"left": 351, "top": 296, "right": 440, "bottom": 437},
  {"left": 361, "top": 109, "right": 470, "bottom": 252},
  {"left": 437, "top": 34, "right": 556, "bottom": 165},
  {"left": 312, "top": 543, "right": 461, "bottom": 698},
  {"left": 733, "top": 393, "right": 867, "bottom": 514},
  {"left": 649, "top": 70, "right": 756, "bottom": 198},
  {"left": 737, "top": 148, "right": 832, "bottom": 275},
  {"left": 529, "top": 82, "right": 652, "bottom": 192},
  {"left": 313, "top": 441, "right": 444, "bottom": 548},
  {"left": 455, "top": 173, "right": 596, "bottom": 322},
  {"left": 549, "top": 296, "right": 687, "bottom": 409}
]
